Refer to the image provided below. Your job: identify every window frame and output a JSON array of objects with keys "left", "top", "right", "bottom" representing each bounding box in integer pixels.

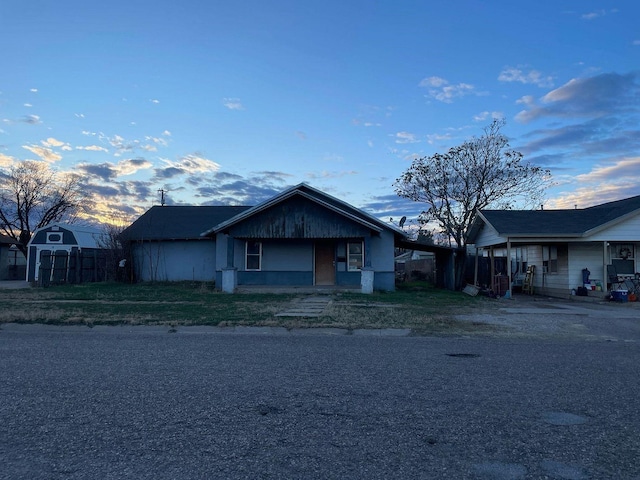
[
  {"left": 245, "top": 241, "right": 262, "bottom": 271},
  {"left": 542, "top": 245, "right": 558, "bottom": 274},
  {"left": 347, "top": 241, "right": 364, "bottom": 272}
]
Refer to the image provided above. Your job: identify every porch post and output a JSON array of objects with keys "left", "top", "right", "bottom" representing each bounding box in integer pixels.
[
  {"left": 361, "top": 234, "right": 374, "bottom": 294},
  {"left": 222, "top": 235, "right": 237, "bottom": 293},
  {"left": 505, "top": 239, "right": 512, "bottom": 299},
  {"left": 603, "top": 241, "right": 609, "bottom": 292},
  {"left": 490, "top": 247, "right": 495, "bottom": 292}
]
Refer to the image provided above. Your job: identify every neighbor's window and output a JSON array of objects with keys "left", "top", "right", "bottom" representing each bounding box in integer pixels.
[
  {"left": 347, "top": 242, "right": 363, "bottom": 271},
  {"left": 245, "top": 241, "right": 262, "bottom": 271},
  {"left": 611, "top": 243, "right": 634, "bottom": 275},
  {"left": 542, "top": 245, "right": 558, "bottom": 274}
]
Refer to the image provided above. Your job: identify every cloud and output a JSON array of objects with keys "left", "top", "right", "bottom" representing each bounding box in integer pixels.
[
  {"left": 360, "top": 194, "right": 424, "bottom": 221},
  {"left": 0, "top": 153, "right": 16, "bottom": 167},
  {"left": 76, "top": 145, "right": 109, "bottom": 152},
  {"left": 22, "top": 144, "right": 62, "bottom": 162},
  {"left": 24, "top": 103, "right": 32, "bottom": 108},
  {"left": 419, "top": 76, "right": 477, "bottom": 103},
  {"left": 76, "top": 158, "right": 153, "bottom": 181},
  {"left": 580, "top": 9, "right": 617, "bottom": 20},
  {"left": 548, "top": 158, "right": 640, "bottom": 208},
  {"left": 498, "top": 66, "right": 554, "bottom": 88},
  {"left": 426, "top": 132, "right": 453, "bottom": 144},
  {"left": 154, "top": 153, "right": 221, "bottom": 180},
  {"left": 22, "top": 115, "right": 41, "bottom": 125},
  {"left": 473, "top": 111, "right": 504, "bottom": 122},
  {"left": 305, "top": 170, "right": 358, "bottom": 180},
  {"left": 223, "top": 98, "right": 244, "bottom": 110},
  {"left": 42, "top": 138, "right": 65, "bottom": 147},
  {"left": 150, "top": 99, "right": 160, "bottom": 104},
  {"left": 394, "top": 132, "right": 420, "bottom": 144},
  {"left": 515, "top": 72, "right": 639, "bottom": 123},
  {"left": 30, "top": 88, "right": 38, "bottom": 93}
]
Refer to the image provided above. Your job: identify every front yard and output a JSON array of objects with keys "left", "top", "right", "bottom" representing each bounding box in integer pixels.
[{"left": 0, "top": 282, "right": 494, "bottom": 333}]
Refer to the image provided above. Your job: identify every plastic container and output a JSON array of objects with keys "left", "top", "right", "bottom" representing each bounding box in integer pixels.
[{"left": 611, "top": 290, "right": 628, "bottom": 302}]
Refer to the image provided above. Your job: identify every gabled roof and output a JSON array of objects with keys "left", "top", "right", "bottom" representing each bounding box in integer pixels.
[
  {"left": 201, "top": 183, "right": 407, "bottom": 238},
  {"left": 122, "top": 205, "right": 251, "bottom": 241},
  {"left": 467, "top": 194, "right": 640, "bottom": 242}
]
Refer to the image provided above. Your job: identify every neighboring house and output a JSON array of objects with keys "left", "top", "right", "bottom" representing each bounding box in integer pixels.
[
  {"left": 26, "top": 224, "right": 107, "bottom": 284},
  {"left": 120, "top": 205, "right": 251, "bottom": 282},
  {"left": 0, "top": 234, "right": 26, "bottom": 281},
  {"left": 466, "top": 195, "right": 640, "bottom": 298},
  {"left": 123, "top": 184, "right": 407, "bottom": 292},
  {"left": 395, "top": 249, "right": 435, "bottom": 282}
]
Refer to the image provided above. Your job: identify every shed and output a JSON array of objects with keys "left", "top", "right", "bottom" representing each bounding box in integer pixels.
[{"left": 26, "top": 224, "right": 107, "bottom": 285}]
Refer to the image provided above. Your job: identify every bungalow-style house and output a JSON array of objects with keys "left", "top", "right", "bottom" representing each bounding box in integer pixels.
[
  {"left": 466, "top": 195, "right": 640, "bottom": 298},
  {"left": 26, "top": 223, "right": 108, "bottom": 285},
  {"left": 123, "top": 184, "right": 407, "bottom": 292}
]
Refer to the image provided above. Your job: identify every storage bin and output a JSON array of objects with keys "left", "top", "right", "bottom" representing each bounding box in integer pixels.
[{"left": 611, "top": 290, "right": 628, "bottom": 302}]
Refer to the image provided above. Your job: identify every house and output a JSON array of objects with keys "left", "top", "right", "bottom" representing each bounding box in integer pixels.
[
  {"left": 26, "top": 223, "right": 108, "bottom": 285},
  {"left": 0, "top": 234, "right": 26, "bottom": 281},
  {"left": 466, "top": 195, "right": 640, "bottom": 298},
  {"left": 120, "top": 205, "right": 251, "bottom": 282},
  {"left": 123, "top": 184, "right": 407, "bottom": 292}
]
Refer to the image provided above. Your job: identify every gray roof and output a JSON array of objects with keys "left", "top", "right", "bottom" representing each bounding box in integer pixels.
[
  {"left": 468, "top": 194, "right": 640, "bottom": 241},
  {"left": 122, "top": 206, "right": 252, "bottom": 241}
]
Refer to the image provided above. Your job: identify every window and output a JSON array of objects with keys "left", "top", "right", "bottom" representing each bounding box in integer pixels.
[
  {"left": 46, "top": 232, "right": 63, "bottom": 244},
  {"left": 611, "top": 243, "right": 635, "bottom": 275},
  {"left": 245, "top": 241, "right": 262, "bottom": 271},
  {"left": 347, "top": 242, "right": 363, "bottom": 271},
  {"left": 542, "top": 245, "right": 557, "bottom": 274}
]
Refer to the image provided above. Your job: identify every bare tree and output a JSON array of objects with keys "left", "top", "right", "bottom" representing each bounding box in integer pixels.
[
  {"left": 0, "top": 161, "right": 85, "bottom": 255},
  {"left": 394, "top": 119, "right": 551, "bottom": 247}
]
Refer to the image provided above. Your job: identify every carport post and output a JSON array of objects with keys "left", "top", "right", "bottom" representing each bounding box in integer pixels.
[{"left": 473, "top": 247, "right": 479, "bottom": 286}]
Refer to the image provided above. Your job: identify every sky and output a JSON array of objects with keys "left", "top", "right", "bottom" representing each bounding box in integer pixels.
[{"left": 1, "top": 0, "right": 639, "bottom": 229}]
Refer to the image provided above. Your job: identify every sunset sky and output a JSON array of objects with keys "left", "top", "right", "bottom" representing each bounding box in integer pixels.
[{"left": 1, "top": 1, "right": 639, "bottom": 227}]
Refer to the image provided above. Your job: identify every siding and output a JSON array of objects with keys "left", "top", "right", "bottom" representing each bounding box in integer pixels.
[
  {"left": 568, "top": 243, "right": 606, "bottom": 290},
  {"left": 227, "top": 196, "right": 371, "bottom": 239},
  {"left": 586, "top": 213, "right": 640, "bottom": 241},
  {"left": 132, "top": 240, "right": 216, "bottom": 282},
  {"left": 472, "top": 223, "right": 507, "bottom": 248}
]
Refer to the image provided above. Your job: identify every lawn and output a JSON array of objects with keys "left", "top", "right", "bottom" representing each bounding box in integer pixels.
[{"left": 0, "top": 281, "right": 495, "bottom": 333}]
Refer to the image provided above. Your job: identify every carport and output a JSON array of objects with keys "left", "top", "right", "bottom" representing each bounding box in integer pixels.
[{"left": 396, "top": 239, "right": 464, "bottom": 290}]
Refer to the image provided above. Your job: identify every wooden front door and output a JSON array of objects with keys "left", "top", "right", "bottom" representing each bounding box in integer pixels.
[{"left": 315, "top": 242, "right": 335, "bottom": 285}]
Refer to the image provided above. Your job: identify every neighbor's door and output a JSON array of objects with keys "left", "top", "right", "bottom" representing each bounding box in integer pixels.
[{"left": 315, "top": 241, "right": 335, "bottom": 285}]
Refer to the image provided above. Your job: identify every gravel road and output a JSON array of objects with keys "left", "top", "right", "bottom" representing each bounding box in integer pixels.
[{"left": 1, "top": 296, "right": 639, "bottom": 479}]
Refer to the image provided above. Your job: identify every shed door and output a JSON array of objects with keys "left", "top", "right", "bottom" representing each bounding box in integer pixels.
[{"left": 315, "top": 242, "right": 335, "bottom": 285}]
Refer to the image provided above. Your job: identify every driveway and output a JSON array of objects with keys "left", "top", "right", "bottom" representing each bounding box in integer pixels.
[{"left": 455, "top": 294, "right": 640, "bottom": 341}]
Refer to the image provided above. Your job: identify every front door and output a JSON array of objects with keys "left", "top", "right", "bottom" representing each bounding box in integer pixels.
[{"left": 315, "top": 241, "right": 335, "bottom": 285}]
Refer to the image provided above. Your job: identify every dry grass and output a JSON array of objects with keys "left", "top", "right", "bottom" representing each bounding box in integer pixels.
[{"left": 0, "top": 281, "right": 496, "bottom": 333}]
